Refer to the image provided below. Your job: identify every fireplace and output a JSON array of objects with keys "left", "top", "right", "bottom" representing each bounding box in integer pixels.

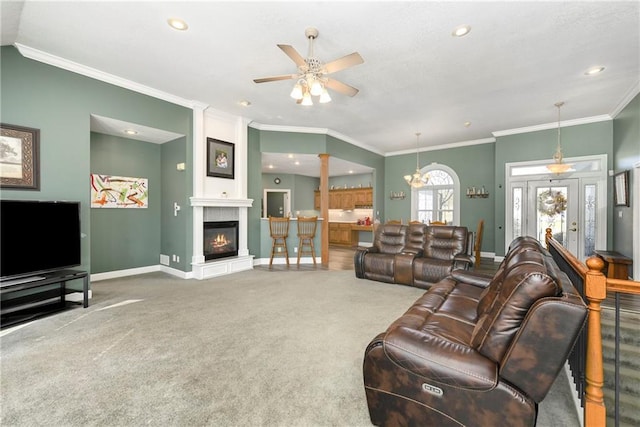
[{"left": 203, "top": 221, "right": 239, "bottom": 260}]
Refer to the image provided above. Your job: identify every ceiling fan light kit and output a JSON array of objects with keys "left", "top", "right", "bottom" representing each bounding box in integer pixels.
[{"left": 253, "top": 27, "right": 363, "bottom": 106}]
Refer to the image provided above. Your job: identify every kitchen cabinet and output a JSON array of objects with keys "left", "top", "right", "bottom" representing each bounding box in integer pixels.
[
  {"left": 328, "top": 222, "right": 353, "bottom": 245},
  {"left": 315, "top": 188, "right": 372, "bottom": 210}
]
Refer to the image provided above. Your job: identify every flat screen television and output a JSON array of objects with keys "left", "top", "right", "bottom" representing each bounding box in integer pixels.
[{"left": 1, "top": 200, "right": 81, "bottom": 280}]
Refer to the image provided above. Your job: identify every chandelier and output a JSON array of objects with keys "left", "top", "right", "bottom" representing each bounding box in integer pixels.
[
  {"left": 404, "top": 132, "right": 429, "bottom": 188},
  {"left": 546, "top": 101, "right": 572, "bottom": 175}
]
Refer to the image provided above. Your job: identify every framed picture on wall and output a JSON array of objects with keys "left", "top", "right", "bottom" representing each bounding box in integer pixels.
[
  {"left": 206, "top": 138, "right": 234, "bottom": 179},
  {"left": 0, "top": 123, "right": 40, "bottom": 190},
  {"left": 613, "top": 170, "right": 629, "bottom": 207}
]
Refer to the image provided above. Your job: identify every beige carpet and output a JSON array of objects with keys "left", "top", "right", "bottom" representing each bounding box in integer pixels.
[{"left": 0, "top": 269, "right": 580, "bottom": 426}]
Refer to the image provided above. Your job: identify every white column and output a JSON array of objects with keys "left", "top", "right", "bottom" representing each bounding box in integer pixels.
[
  {"left": 238, "top": 207, "right": 249, "bottom": 256},
  {"left": 191, "top": 103, "right": 208, "bottom": 264}
]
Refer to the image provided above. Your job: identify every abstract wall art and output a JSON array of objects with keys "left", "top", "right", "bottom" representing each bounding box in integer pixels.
[{"left": 90, "top": 174, "right": 148, "bottom": 208}]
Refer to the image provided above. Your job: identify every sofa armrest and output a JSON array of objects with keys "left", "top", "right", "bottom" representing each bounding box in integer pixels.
[
  {"left": 394, "top": 252, "right": 416, "bottom": 285},
  {"left": 401, "top": 248, "right": 424, "bottom": 257},
  {"left": 354, "top": 246, "right": 378, "bottom": 278},
  {"left": 450, "top": 269, "right": 494, "bottom": 288},
  {"left": 453, "top": 253, "right": 473, "bottom": 270},
  {"left": 384, "top": 326, "right": 497, "bottom": 391}
]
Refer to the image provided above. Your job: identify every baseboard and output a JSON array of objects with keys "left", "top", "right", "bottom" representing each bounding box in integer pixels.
[{"left": 90, "top": 265, "right": 161, "bottom": 282}]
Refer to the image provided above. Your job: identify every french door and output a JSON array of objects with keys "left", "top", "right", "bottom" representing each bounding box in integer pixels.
[
  {"left": 526, "top": 179, "right": 579, "bottom": 255},
  {"left": 506, "top": 154, "right": 607, "bottom": 262}
]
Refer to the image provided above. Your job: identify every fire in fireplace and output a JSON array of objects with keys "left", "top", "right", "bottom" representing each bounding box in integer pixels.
[{"left": 203, "top": 221, "right": 239, "bottom": 260}]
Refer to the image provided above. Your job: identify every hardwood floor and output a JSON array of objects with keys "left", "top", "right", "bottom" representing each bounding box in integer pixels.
[{"left": 255, "top": 245, "right": 357, "bottom": 272}]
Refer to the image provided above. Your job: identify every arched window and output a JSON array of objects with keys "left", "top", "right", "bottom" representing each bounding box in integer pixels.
[{"left": 411, "top": 164, "right": 460, "bottom": 225}]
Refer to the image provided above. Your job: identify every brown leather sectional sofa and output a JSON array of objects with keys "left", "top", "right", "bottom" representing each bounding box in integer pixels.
[
  {"left": 354, "top": 223, "right": 473, "bottom": 289},
  {"left": 362, "top": 236, "right": 588, "bottom": 426}
]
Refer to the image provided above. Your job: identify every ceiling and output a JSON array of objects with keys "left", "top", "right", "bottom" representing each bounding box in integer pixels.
[
  {"left": 262, "top": 152, "right": 373, "bottom": 178},
  {"left": 2, "top": 1, "right": 638, "bottom": 176}
]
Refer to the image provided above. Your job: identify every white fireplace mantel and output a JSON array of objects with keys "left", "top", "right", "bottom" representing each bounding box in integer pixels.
[
  {"left": 190, "top": 197, "right": 254, "bottom": 280},
  {"left": 190, "top": 197, "right": 253, "bottom": 208}
]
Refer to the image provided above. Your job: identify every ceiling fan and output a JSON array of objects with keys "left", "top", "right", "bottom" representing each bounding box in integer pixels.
[{"left": 253, "top": 27, "right": 364, "bottom": 105}]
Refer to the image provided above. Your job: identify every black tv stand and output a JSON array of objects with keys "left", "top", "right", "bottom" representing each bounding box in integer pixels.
[{"left": 1, "top": 270, "right": 89, "bottom": 327}]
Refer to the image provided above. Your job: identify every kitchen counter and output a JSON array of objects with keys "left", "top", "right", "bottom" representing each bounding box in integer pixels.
[{"left": 351, "top": 224, "right": 374, "bottom": 231}]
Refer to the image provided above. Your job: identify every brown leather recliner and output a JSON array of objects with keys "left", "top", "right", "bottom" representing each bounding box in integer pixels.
[
  {"left": 363, "top": 236, "right": 588, "bottom": 427},
  {"left": 354, "top": 223, "right": 472, "bottom": 289},
  {"left": 353, "top": 224, "right": 407, "bottom": 284},
  {"left": 412, "top": 225, "right": 471, "bottom": 288}
]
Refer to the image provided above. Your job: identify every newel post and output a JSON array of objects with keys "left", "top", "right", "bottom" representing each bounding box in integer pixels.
[
  {"left": 545, "top": 228, "right": 553, "bottom": 249},
  {"left": 584, "top": 256, "right": 607, "bottom": 426}
]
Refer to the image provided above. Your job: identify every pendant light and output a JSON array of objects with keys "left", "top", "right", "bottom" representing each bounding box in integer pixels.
[
  {"left": 546, "top": 102, "right": 572, "bottom": 175},
  {"left": 404, "top": 132, "right": 429, "bottom": 188}
]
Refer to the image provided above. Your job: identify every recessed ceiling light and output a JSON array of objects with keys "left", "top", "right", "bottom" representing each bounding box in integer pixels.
[
  {"left": 348, "top": 170, "right": 354, "bottom": 174},
  {"left": 452, "top": 25, "right": 471, "bottom": 37},
  {"left": 124, "top": 129, "right": 138, "bottom": 135},
  {"left": 464, "top": 121, "right": 471, "bottom": 128},
  {"left": 238, "top": 100, "right": 251, "bottom": 107},
  {"left": 287, "top": 154, "right": 294, "bottom": 158},
  {"left": 167, "top": 18, "right": 188, "bottom": 31},
  {"left": 268, "top": 164, "right": 274, "bottom": 169},
  {"left": 584, "top": 66, "right": 605, "bottom": 76}
]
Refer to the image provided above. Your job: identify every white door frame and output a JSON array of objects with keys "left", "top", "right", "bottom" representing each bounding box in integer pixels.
[
  {"left": 634, "top": 161, "right": 640, "bottom": 279},
  {"left": 505, "top": 154, "right": 607, "bottom": 260},
  {"left": 263, "top": 189, "right": 291, "bottom": 218}
]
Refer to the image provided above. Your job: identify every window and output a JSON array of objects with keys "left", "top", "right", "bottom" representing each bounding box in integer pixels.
[{"left": 412, "top": 165, "right": 460, "bottom": 225}]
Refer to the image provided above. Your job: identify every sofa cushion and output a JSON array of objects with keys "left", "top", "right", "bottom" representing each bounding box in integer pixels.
[
  {"left": 412, "top": 257, "right": 457, "bottom": 286},
  {"left": 422, "top": 226, "right": 468, "bottom": 260},
  {"left": 470, "top": 250, "right": 561, "bottom": 363},
  {"left": 404, "top": 223, "right": 427, "bottom": 254},
  {"left": 383, "top": 277, "right": 497, "bottom": 390},
  {"left": 373, "top": 223, "right": 406, "bottom": 254}
]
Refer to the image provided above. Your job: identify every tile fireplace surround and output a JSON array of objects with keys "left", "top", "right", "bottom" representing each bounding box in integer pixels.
[{"left": 190, "top": 197, "right": 253, "bottom": 279}]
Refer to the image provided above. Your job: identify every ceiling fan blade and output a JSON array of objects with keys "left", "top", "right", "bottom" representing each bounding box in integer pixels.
[
  {"left": 277, "top": 44, "right": 306, "bottom": 67},
  {"left": 325, "top": 78, "right": 359, "bottom": 97},
  {"left": 253, "top": 74, "right": 297, "bottom": 84},
  {"left": 324, "top": 52, "right": 364, "bottom": 74}
]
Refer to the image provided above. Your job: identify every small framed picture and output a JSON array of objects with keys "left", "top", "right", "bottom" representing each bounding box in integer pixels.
[
  {"left": 613, "top": 170, "right": 629, "bottom": 207},
  {"left": 0, "top": 123, "right": 40, "bottom": 190},
  {"left": 206, "top": 138, "right": 234, "bottom": 179}
]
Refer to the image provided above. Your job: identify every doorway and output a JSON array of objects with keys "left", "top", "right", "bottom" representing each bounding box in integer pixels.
[
  {"left": 526, "top": 179, "right": 579, "bottom": 255},
  {"left": 264, "top": 189, "right": 290, "bottom": 218},
  {"left": 505, "top": 154, "right": 607, "bottom": 261}
]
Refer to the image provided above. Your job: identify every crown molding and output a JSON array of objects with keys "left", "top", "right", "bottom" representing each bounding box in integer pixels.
[
  {"left": 386, "top": 137, "right": 496, "bottom": 157},
  {"left": 610, "top": 80, "right": 640, "bottom": 118},
  {"left": 15, "top": 43, "right": 201, "bottom": 109},
  {"left": 247, "top": 122, "right": 386, "bottom": 156},
  {"left": 492, "top": 115, "right": 611, "bottom": 137}
]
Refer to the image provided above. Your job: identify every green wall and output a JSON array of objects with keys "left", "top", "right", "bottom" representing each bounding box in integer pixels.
[
  {"left": 247, "top": 127, "right": 263, "bottom": 257},
  {"left": 613, "top": 93, "right": 640, "bottom": 261},
  {"left": 384, "top": 143, "right": 496, "bottom": 252},
  {"left": 0, "top": 46, "right": 193, "bottom": 277},
  {"left": 329, "top": 173, "right": 373, "bottom": 190},
  {"left": 90, "top": 132, "right": 161, "bottom": 273},
  {"left": 494, "top": 121, "right": 614, "bottom": 256},
  {"left": 248, "top": 128, "right": 384, "bottom": 258},
  {"left": 326, "top": 135, "right": 384, "bottom": 214},
  {"left": 161, "top": 136, "right": 191, "bottom": 271}
]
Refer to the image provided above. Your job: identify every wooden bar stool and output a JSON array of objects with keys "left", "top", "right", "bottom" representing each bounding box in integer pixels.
[
  {"left": 296, "top": 216, "right": 318, "bottom": 265},
  {"left": 269, "top": 216, "right": 290, "bottom": 266}
]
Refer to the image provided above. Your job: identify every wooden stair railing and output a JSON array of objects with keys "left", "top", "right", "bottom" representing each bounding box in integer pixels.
[{"left": 545, "top": 228, "right": 640, "bottom": 427}]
